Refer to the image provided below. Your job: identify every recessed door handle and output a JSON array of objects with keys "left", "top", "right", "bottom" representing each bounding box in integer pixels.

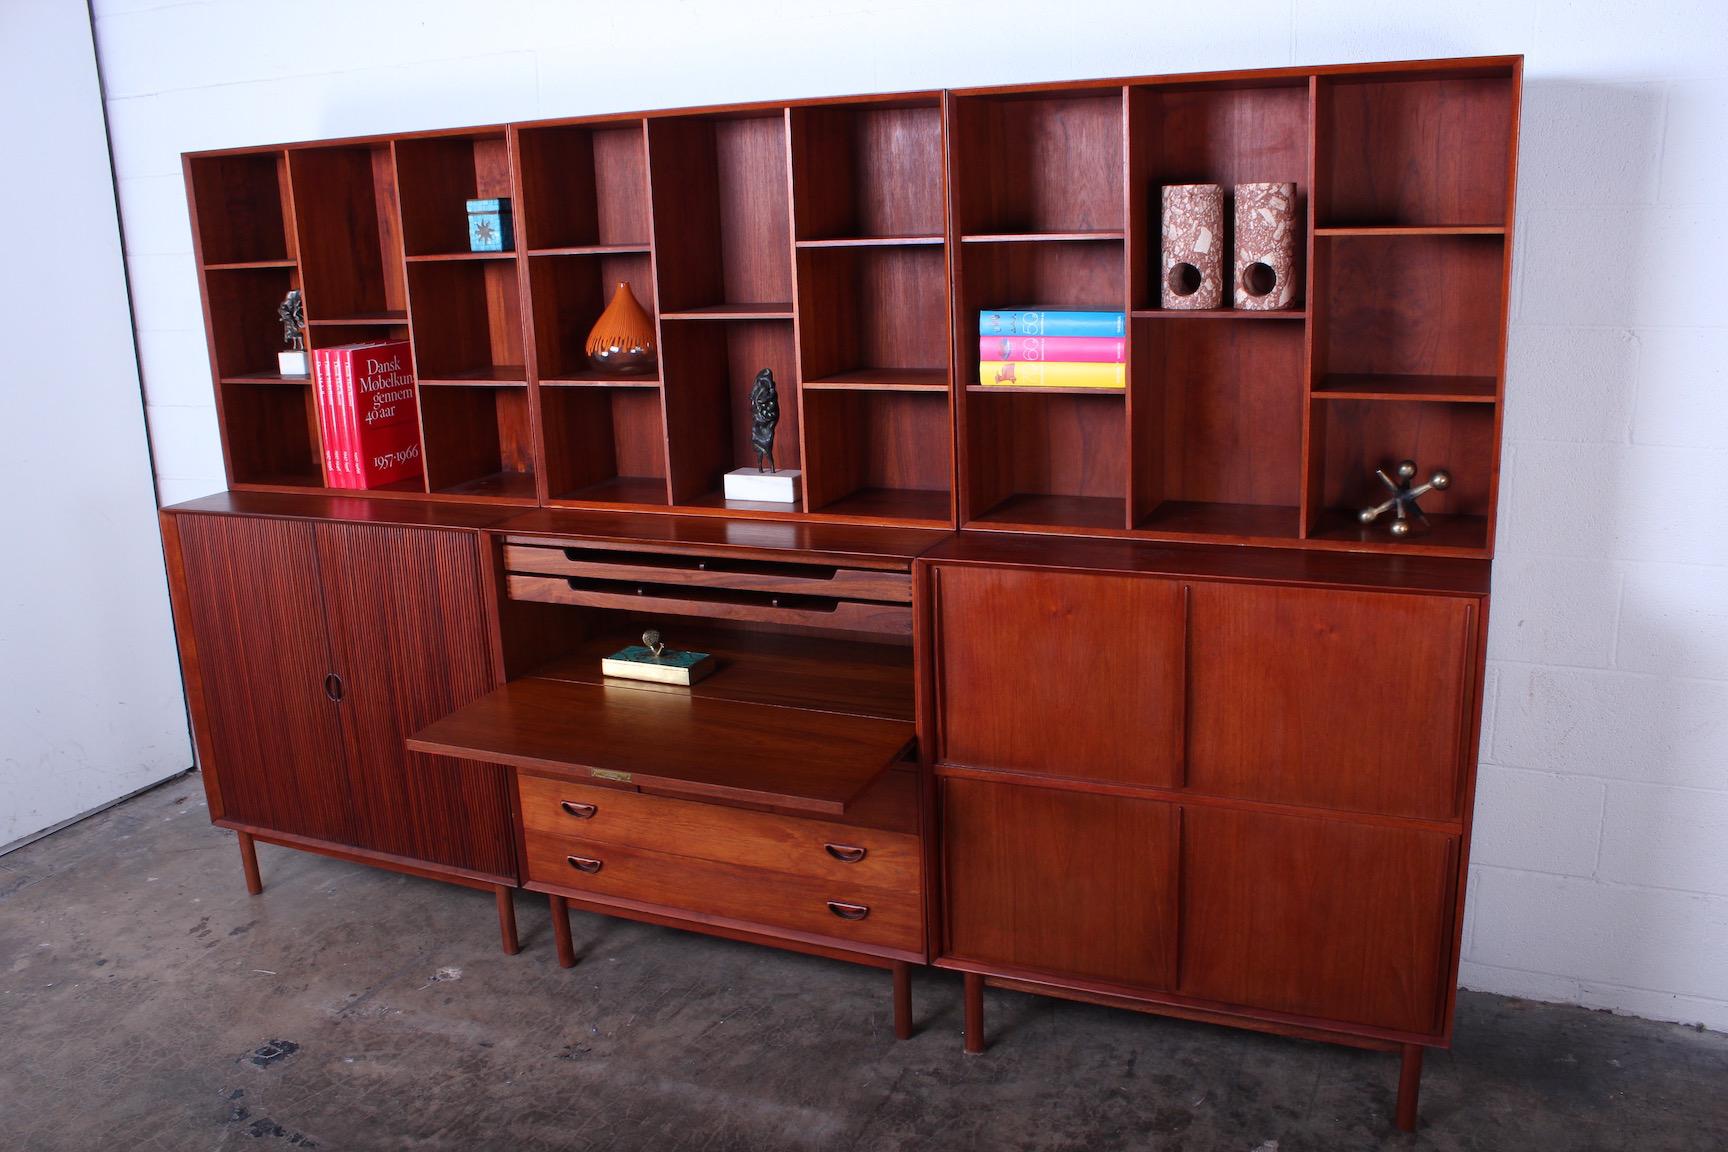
[
  {"left": 560, "top": 801, "right": 597, "bottom": 819},
  {"left": 827, "top": 900, "right": 869, "bottom": 921},
  {"left": 824, "top": 843, "right": 867, "bottom": 863},
  {"left": 323, "top": 673, "right": 344, "bottom": 702},
  {"left": 566, "top": 855, "right": 603, "bottom": 874}
]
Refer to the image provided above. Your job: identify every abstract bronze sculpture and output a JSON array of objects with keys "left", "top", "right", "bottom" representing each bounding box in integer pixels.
[
  {"left": 1359, "top": 459, "right": 1452, "bottom": 537},
  {"left": 750, "top": 368, "right": 779, "bottom": 472}
]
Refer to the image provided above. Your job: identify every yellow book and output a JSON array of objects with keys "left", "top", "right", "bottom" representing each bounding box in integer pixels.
[{"left": 978, "top": 360, "right": 1126, "bottom": 389}]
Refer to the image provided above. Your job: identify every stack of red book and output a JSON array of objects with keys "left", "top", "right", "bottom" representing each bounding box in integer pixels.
[{"left": 314, "top": 340, "right": 423, "bottom": 489}]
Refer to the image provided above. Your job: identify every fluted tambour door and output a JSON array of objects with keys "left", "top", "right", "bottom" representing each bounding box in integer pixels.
[
  {"left": 934, "top": 566, "right": 1184, "bottom": 786},
  {"left": 314, "top": 523, "right": 514, "bottom": 879},
  {"left": 175, "top": 514, "right": 352, "bottom": 843}
]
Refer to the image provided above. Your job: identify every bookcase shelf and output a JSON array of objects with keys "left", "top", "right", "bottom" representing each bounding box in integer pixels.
[
  {"left": 803, "top": 389, "right": 951, "bottom": 524},
  {"left": 1126, "top": 78, "right": 1309, "bottom": 313},
  {"left": 649, "top": 113, "right": 792, "bottom": 315},
  {"left": 1130, "top": 316, "right": 1304, "bottom": 533},
  {"left": 542, "top": 383, "right": 668, "bottom": 507},
  {"left": 418, "top": 384, "right": 536, "bottom": 500},
  {"left": 791, "top": 99, "right": 944, "bottom": 243},
  {"left": 393, "top": 131, "right": 515, "bottom": 257},
  {"left": 805, "top": 369, "right": 947, "bottom": 392},
  {"left": 187, "top": 152, "right": 295, "bottom": 266},
  {"left": 796, "top": 244, "right": 947, "bottom": 390},
  {"left": 950, "top": 88, "right": 1125, "bottom": 236},
  {"left": 661, "top": 319, "right": 800, "bottom": 507},
  {"left": 515, "top": 120, "right": 650, "bottom": 251},
  {"left": 405, "top": 258, "right": 525, "bottom": 382},
  {"left": 1316, "top": 71, "right": 1514, "bottom": 228},
  {"left": 186, "top": 57, "right": 1516, "bottom": 548},
  {"left": 526, "top": 250, "right": 656, "bottom": 381},
  {"left": 1130, "top": 309, "right": 1306, "bottom": 321}
]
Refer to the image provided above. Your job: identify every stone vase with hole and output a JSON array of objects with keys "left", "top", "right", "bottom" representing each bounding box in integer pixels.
[
  {"left": 1161, "top": 184, "right": 1224, "bottom": 310},
  {"left": 1234, "top": 182, "right": 1298, "bottom": 310}
]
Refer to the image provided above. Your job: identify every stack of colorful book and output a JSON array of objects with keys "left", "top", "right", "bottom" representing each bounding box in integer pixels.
[
  {"left": 314, "top": 339, "right": 424, "bottom": 489},
  {"left": 978, "top": 308, "right": 1127, "bottom": 389}
]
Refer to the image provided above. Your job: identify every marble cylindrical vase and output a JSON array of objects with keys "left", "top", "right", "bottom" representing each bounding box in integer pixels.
[
  {"left": 1160, "top": 184, "right": 1224, "bottom": 310},
  {"left": 1233, "top": 182, "right": 1298, "bottom": 310}
]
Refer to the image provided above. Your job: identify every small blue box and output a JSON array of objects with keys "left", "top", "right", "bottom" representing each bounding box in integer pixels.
[{"left": 466, "top": 197, "right": 514, "bottom": 252}]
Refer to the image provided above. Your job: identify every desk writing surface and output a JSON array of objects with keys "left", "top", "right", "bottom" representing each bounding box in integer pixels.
[{"left": 409, "top": 677, "right": 915, "bottom": 814}]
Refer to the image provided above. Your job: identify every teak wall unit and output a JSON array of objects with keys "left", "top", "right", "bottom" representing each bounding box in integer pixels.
[{"left": 168, "top": 55, "right": 1520, "bottom": 1134}]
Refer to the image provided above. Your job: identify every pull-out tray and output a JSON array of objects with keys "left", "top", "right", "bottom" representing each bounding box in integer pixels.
[{"left": 409, "top": 677, "right": 915, "bottom": 815}]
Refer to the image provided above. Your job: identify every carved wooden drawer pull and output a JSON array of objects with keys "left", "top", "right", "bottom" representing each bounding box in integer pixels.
[
  {"left": 566, "top": 855, "right": 603, "bottom": 874},
  {"left": 827, "top": 900, "right": 870, "bottom": 921},
  {"left": 560, "top": 801, "right": 597, "bottom": 819},
  {"left": 824, "top": 843, "right": 867, "bottom": 863}
]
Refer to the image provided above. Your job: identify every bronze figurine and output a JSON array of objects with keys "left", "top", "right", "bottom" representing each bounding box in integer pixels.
[{"left": 749, "top": 368, "right": 779, "bottom": 473}]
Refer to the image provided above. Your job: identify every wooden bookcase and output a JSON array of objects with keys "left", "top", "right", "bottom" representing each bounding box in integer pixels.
[{"left": 184, "top": 57, "right": 1516, "bottom": 554}]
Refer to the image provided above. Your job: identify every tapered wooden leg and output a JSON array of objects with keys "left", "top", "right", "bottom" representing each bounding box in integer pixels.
[
  {"left": 495, "top": 885, "right": 519, "bottom": 955},
  {"left": 963, "top": 972, "right": 985, "bottom": 1054},
  {"left": 236, "top": 831, "right": 263, "bottom": 895},
  {"left": 892, "top": 962, "right": 913, "bottom": 1040},
  {"left": 1396, "top": 1043, "right": 1424, "bottom": 1132},
  {"left": 550, "top": 894, "right": 576, "bottom": 968}
]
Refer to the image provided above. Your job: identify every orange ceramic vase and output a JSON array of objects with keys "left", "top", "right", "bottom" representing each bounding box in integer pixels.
[{"left": 585, "top": 281, "right": 657, "bottom": 375}]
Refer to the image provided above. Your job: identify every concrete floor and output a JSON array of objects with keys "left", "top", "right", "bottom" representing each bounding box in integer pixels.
[{"left": 2, "top": 778, "right": 1724, "bottom": 1152}]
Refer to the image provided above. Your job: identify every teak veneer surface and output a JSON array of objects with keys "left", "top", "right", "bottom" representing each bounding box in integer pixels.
[
  {"left": 529, "top": 624, "right": 915, "bottom": 723},
  {"left": 498, "top": 508, "right": 949, "bottom": 569},
  {"left": 409, "top": 676, "right": 915, "bottom": 814},
  {"left": 167, "top": 490, "right": 517, "bottom": 530},
  {"left": 918, "top": 530, "right": 1490, "bottom": 596}
]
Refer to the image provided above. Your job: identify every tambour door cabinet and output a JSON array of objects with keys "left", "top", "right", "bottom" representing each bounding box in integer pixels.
[
  {"left": 921, "top": 533, "right": 1490, "bottom": 1130},
  {"left": 159, "top": 492, "right": 523, "bottom": 951}
]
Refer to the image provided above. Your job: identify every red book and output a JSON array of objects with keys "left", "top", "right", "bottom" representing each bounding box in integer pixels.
[
  {"left": 342, "top": 340, "right": 422, "bottom": 489},
  {"left": 978, "top": 334, "right": 1126, "bottom": 363},
  {"left": 314, "top": 348, "right": 337, "bottom": 486}
]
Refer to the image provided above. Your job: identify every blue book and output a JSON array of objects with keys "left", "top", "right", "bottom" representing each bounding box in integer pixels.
[{"left": 979, "top": 309, "right": 1126, "bottom": 338}]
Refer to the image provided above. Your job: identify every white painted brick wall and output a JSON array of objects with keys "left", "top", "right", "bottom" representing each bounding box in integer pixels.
[{"left": 89, "top": 0, "right": 1728, "bottom": 1029}]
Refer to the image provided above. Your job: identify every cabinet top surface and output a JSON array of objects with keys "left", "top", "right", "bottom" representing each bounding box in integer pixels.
[
  {"left": 164, "top": 491, "right": 518, "bottom": 530},
  {"left": 497, "top": 508, "right": 953, "bottom": 570},
  {"left": 919, "top": 532, "right": 1492, "bottom": 596}
]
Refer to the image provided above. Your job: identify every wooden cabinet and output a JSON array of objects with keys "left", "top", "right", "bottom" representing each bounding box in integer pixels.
[
  {"left": 1187, "top": 583, "right": 1475, "bottom": 819},
  {"left": 164, "top": 506, "right": 519, "bottom": 942},
  {"left": 315, "top": 523, "right": 514, "bottom": 876},
  {"left": 925, "top": 539, "right": 1488, "bottom": 1127},
  {"left": 933, "top": 565, "right": 1184, "bottom": 785},
  {"left": 942, "top": 777, "right": 1177, "bottom": 989},
  {"left": 1179, "top": 806, "right": 1457, "bottom": 1034},
  {"left": 174, "top": 514, "right": 352, "bottom": 843}
]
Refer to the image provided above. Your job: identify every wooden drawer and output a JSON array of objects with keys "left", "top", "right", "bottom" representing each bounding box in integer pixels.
[
  {"left": 517, "top": 772, "right": 920, "bottom": 892},
  {"left": 506, "top": 573, "right": 913, "bottom": 637},
  {"left": 504, "top": 542, "right": 913, "bottom": 603},
  {"left": 525, "top": 833, "right": 922, "bottom": 953}
]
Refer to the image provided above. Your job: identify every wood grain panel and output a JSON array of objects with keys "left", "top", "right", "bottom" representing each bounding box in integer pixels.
[
  {"left": 942, "top": 778, "right": 1176, "bottom": 988},
  {"left": 410, "top": 675, "right": 914, "bottom": 814},
  {"left": 315, "top": 523, "right": 515, "bottom": 879},
  {"left": 517, "top": 774, "right": 920, "bottom": 890},
  {"left": 174, "top": 514, "right": 353, "bottom": 842},
  {"left": 525, "top": 834, "right": 922, "bottom": 952},
  {"left": 935, "top": 565, "right": 1184, "bottom": 784},
  {"left": 1317, "top": 75, "right": 1513, "bottom": 227},
  {"left": 1187, "top": 582, "right": 1474, "bottom": 819},
  {"left": 1180, "top": 806, "right": 1456, "bottom": 1034}
]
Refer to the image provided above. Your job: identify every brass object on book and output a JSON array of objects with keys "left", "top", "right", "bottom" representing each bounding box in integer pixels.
[
  {"left": 1359, "top": 459, "right": 1452, "bottom": 538},
  {"left": 600, "top": 628, "right": 714, "bottom": 686}
]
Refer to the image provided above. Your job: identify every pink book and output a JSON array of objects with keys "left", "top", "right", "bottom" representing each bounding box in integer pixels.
[{"left": 978, "top": 334, "right": 1126, "bottom": 363}]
